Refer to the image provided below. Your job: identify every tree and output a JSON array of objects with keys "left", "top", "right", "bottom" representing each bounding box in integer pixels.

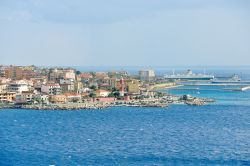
[
  {"left": 112, "top": 87, "right": 118, "bottom": 92},
  {"left": 90, "top": 85, "right": 97, "bottom": 90},
  {"left": 72, "top": 98, "right": 80, "bottom": 103},
  {"left": 89, "top": 92, "right": 96, "bottom": 98},
  {"left": 76, "top": 71, "right": 81, "bottom": 75},
  {"left": 113, "top": 91, "right": 120, "bottom": 97},
  {"left": 108, "top": 93, "right": 115, "bottom": 97}
]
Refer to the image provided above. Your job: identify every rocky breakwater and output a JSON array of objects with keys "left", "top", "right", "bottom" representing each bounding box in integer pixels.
[
  {"left": 115, "top": 98, "right": 169, "bottom": 108},
  {"left": 179, "top": 95, "right": 215, "bottom": 106},
  {"left": 21, "top": 102, "right": 112, "bottom": 110},
  {"left": 17, "top": 98, "right": 169, "bottom": 110}
]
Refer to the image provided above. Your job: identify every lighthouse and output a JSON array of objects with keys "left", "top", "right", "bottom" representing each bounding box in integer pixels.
[{"left": 119, "top": 77, "right": 125, "bottom": 97}]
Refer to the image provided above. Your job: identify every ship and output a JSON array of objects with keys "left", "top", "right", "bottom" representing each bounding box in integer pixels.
[
  {"left": 211, "top": 74, "right": 250, "bottom": 84},
  {"left": 164, "top": 69, "right": 214, "bottom": 81}
]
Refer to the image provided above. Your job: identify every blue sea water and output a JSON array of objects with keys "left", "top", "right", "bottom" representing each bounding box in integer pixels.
[
  {"left": 0, "top": 67, "right": 250, "bottom": 165},
  {"left": 1, "top": 105, "right": 250, "bottom": 166},
  {"left": 166, "top": 85, "right": 250, "bottom": 106}
]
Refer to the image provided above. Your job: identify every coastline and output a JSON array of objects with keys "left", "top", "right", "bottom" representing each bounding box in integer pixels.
[
  {"left": 0, "top": 83, "right": 216, "bottom": 110},
  {"left": 0, "top": 97, "right": 215, "bottom": 111}
]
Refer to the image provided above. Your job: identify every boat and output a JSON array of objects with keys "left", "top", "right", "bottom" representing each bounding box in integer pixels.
[{"left": 164, "top": 69, "right": 214, "bottom": 81}]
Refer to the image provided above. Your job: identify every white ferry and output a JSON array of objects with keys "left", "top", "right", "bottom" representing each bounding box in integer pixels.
[{"left": 164, "top": 69, "right": 214, "bottom": 81}]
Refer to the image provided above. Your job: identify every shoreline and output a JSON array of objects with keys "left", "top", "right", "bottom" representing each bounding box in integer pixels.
[
  {"left": 0, "top": 98, "right": 215, "bottom": 110},
  {"left": 0, "top": 83, "right": 216, "bottom": 111},
  {"left": 0, "top": 85, "right": 216, "bottom": 110}
]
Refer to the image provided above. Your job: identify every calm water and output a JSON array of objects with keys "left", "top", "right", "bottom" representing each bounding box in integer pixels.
[
  {"left": 1, "top": 105, "right": 250, "bottom": 166},
  {"left": 1, "top": 68, "right": 250, "bottom": 165}
]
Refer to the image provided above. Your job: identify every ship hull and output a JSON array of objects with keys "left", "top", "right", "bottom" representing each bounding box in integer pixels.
[{"left": 165, "top": 77, "right": 214, "bottom": 81}]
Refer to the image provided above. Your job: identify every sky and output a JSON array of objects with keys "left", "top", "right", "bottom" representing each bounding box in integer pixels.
[{"left": 0, "top": 0, "right": 250, "bottom": 67}]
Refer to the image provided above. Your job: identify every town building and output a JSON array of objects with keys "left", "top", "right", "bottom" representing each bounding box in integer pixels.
[
  {"left": 41, "top": 83, "right": 62, "bottom": 95},
  {"left": 33, "top": 94, "right": 49, "bottom": 104},
  {"left": 0, "top": 92, "right": 16, "bottom": 103},
  {"left": 0, "top": 84, "right": 7, "bottom": 92},
  {"left": 108, "top": 78, "right": 117, "bottom": 88},
  {"left": 95, "top": 89, "right": 110, "bottom": 97},
  {"left": 4, "top": 66, "right": 23, "bottom": 80},
  {"left": 49, "top": 95, "right": 67, "bottom": 103},
  {"left": 49, "top": 68, "right": 76, "bottom": 81},
  {"left": 139, "top": 70, "right": 155, "bottom": 82},
  {"left": 60, "top": 79, "right": 75, "bottom": 92},
  {"left": 127, "top": 80, "right": 140, "bottom": 94},
  {"left": 7, "top": 82, "right": 30, "bottom": 93},
  {"left": 64, "top": 93, "right": 82, "bottom": 103},
  {"left": 15, "top": 91, "right": 34, "bottom": 104}
]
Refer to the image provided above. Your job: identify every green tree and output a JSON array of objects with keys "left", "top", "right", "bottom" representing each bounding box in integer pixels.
[
  {"left": 89, "top": 92, "right": 96, "bottom": 98},
  {"left": 108, "top": 93, "right": 115, "bottom": 97},
  {"left": 90, "top": 85, "right": 97, "bottom": 90},
  {"left": 76, "top": 71, "right": 81, "bottom": 75}
]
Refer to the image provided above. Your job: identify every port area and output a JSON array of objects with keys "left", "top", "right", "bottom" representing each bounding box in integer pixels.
[
  {"left": 177, "top": 80, "right": 250, "bottom": 86},
  {"left": 173, "top": 80, "right": 250, "bottom": 90}
]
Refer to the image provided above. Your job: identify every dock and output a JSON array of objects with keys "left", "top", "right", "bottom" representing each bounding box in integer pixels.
[
  {"left": 224, "top": 86, "right": 250, "bottom": 91},
  {"left": 242, "top": 86, "right": 250, "bottom": 91},
  {"left": 181, "top": 83, "right": 250, "bottom": 86}
]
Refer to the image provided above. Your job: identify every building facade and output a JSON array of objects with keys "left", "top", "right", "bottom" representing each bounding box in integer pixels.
[{"left": 139, "top": 70, "right": 155, "bottom": 82}]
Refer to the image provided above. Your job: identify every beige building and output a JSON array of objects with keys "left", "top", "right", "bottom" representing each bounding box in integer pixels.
[
  {"left": 64, "top": 70, "right": 76, "bottom": 80},
  {"left": 64, "top": 93, "right": 82, "bottom": 103},
  {"left": 127, "top": 80, "right": 140, "bottom": 94},
  {"left": 49, "top": 95, "right": 67, "bottom": 103},
  {"left": 5, "top": 66, "right": 23, "bottom": 80},
  {"left": 49, "top": 68, "right": 76, "bottom": 81},
  {"left": 75, "top": 81, "right": 83, "bottom": 92},
  {"left": 15, "top": 91, "right": 34, "bottom": 104}
]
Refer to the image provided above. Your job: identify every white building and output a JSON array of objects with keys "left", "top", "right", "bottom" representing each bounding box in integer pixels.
[
  {"left": 64, "top": 70, "right": 76, "bottom": 80},
  {"left": 95, "top": 89, "right": 110, "bottom": 97},
  {"left": 8, "top": 82, "right": 30, "bottom": 93},
  {"left": 0, "top": 84, "right": 7, "bottom": 92},
  {"left": 139, "top": 70, "right": 155, "bottom": 82}
]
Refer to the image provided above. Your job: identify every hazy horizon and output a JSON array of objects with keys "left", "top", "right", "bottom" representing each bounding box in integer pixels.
[{"left": 1, "top": 0, "right": 250, "bottom": 66}]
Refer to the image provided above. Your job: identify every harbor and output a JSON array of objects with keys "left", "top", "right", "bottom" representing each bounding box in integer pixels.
[{"left": 0, "top": 66, "right": 250, "bottom": 110}]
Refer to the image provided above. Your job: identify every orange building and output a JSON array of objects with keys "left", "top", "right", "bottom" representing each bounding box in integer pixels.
[{"left": 0, "top": 92, "right": 16, "bottom": 102}]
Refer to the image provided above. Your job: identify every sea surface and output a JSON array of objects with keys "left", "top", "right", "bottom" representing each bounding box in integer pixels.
[{"left": 1, "top": 67, "right": 250, "bottom": 165}]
